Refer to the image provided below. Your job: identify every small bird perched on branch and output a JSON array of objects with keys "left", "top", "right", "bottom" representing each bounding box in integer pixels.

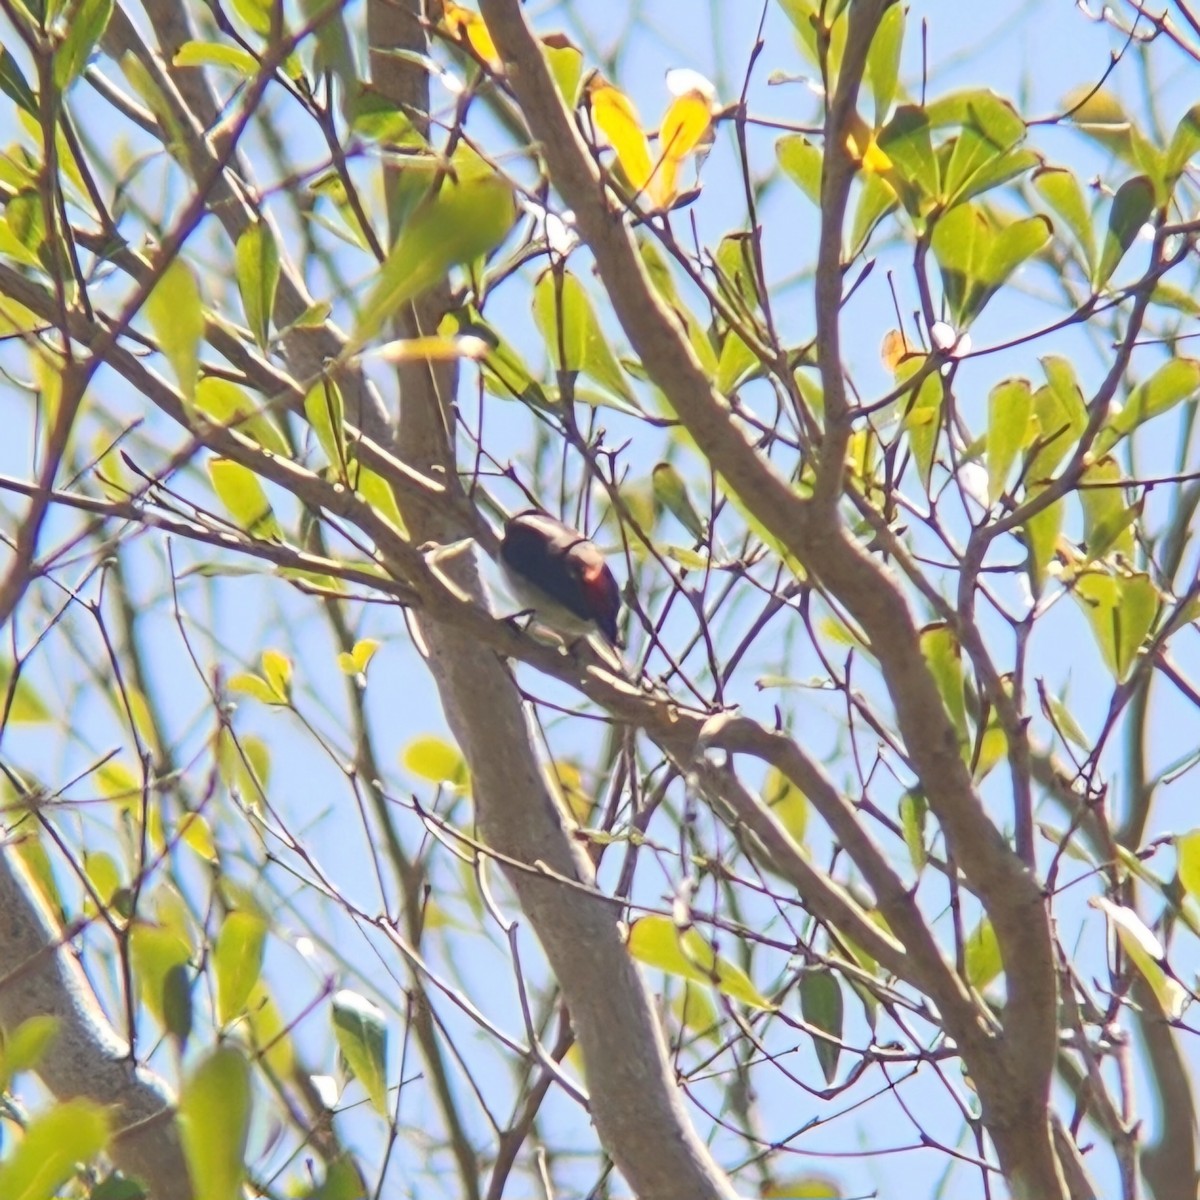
[{"left": 499, "top": 509, "right": 622, "bottom": 650}]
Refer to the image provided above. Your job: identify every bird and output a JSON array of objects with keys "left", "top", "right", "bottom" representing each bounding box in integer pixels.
[{"left": 499, "top": 510, "right": 622, "bottom": 649}]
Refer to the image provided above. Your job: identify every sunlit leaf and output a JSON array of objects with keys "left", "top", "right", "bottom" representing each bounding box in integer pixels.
[
  {"left": 194, "top": 377, "right": 289, "bottom": 455},
  {"left": 542, "top": 34, "right": 583, "bottom": 106},
  {"left": 777, "top": 135, "right": 822, "bottom": 205},
  {"left": 532, "top": 268, "right": 637, "bottom": 404},
  {"left": 919, "top": 624, "right": 967, "bottom": 737},
  {"left": 986, "top": 377, "right": 1033, "bottom": 505},
  {"left": 403, "top": 734, "right": 467, "bottom": 786},
  {"left": 652, "top": 462, "right": 707, "bottom": 541},
  {"left": 337, "top": 638, "right": 380, "bottom": 677},
  {"left": 964, "top": 917, "right": 1002, "bottom": 989},
  {"left": 763, "top": 767, "right": 807, "bottom": 845},
  {"left": 1095, "top": 175, "right": 1155, "bottom": 288},
  {"left": 865, "top": 2, "right": 904, "bottom": 124},
  {"left": 0, "top": 659, "right": 50, "bottom": 723},
  {"left": 332, "top": 990, "right": 389, "bottom": 1116},
  {"left": 1079, "top": 456, "right": 1136, "bottom": 561},
  {"left": 130, "top": 922, "right": 191, "bottom": 1030},
  {"left": 1033, "top": 166, "right": 1095, "bottom": 272},
  {"left": 180, "top": 1046, "right": 252, "bottom": 1200},
  {"left": 628, "top": 915, "right": 774, "bottom": 1009},
  {"left": 304, "top": 377, "right": 346, "bottom": 471},
  {"left": 0, "top": 1015, "right": 59, "bottom": 1092},
  {"left": 235, "top": 219, "right": 280, "bottom": 352},
  {"left": 53, "top": 0, "right": 113, "bottom": 89},
  {"left": 1073, "top": 569, "right": 1159, "bottom": 682},
  {"left": 0, "top": 1099, "right": 109, "bottom": 1200},
  {"left": 762, "top": 1175, "right": 843, "bottom": 1199},
  {"left": 441, "top": 1, "right": 501, "bottom": 70},
  {"left": 1099, "top": 358, "right": 1200, "bottom": 453},
  {"left": 146, "top": 259, "right": 204, "bottom": 401},
  {"left": 215, "top": 909, "right": 268, "bottom": 1026},
  {"left": 173, "top": 39, "right": 258, "bottom": 75},
  {"left": 356, "top": 169, "right": 515, "bottom": 343},
  {"left": 899, "top": 791, "right": 926, "bottom": 874},
  {"left": 207, "top": 458, "right": 282, "bottom": 539},
  {"left": 587, "top": 76, "right": 654, "bottom": 193}
]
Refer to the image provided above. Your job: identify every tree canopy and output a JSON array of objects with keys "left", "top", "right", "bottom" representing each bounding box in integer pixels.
[{"left": 0, "top": 2, "right": 1198, "bottom": 1199}]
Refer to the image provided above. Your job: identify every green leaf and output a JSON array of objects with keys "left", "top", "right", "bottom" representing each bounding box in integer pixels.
[
  {"left": 715, "top": 232, "right": 762, "bottom": 312},
  {"left": 1033, "top": 166, "right": 1096, "bottom": 273},
  {"left": 763, "top": 766, "right": 807, "bottom": 845},
  {"left": 1073, "top": 569, "right": 1159, "bottom": 681},
  {"left": 933, "top": 90, "right": 1026, "bottom": 205},
  {"left": 0, "top": 1099, "right": 109, "bottom": 1200},
  {"left": 716, "top": 328, "right": 759, "bottom": 395},
  {"left": 179, "top": 1047, "right": 252, "bottom": 1200},
  {"left": 353, "top": 463, "right": 406, "bottom": 534},
  {"left": 964, "top": 917, "right": 1002, "bottom": 989},
  {"left": 355, "top": 170, "right": 515, "bottom": 343},
  {"left": 304, "top": 378, "right": 347, "bottom": 470},
  {"left": 532, "top": 268, "right": 637, "bottom": 405},
  {"left": 129, "top": 923, "right": 191, "bottom": 1030},
  {"left": 987, "top": 377, "right": 1033, "bottom": 504},
  {"left": 1099, "top": 357, "right": 1200, "bottom": 452},
  {"left": 53, "top": 0, "right": 113, "bottom": 89},
  {"left": 441, "top": 308, "right": 550, "bottom": 410},
  {"left": 1079, "top": 456, "right": 1136, "bottom": 560},
  {"left": 776, "top": 135, "right": 822, "bottom": 206},
  {"left": 0, "top": 47, "right": 37, "bottom": 116},
  {"left": 1023, "top": 486, "right": 1063, "bottom": 596},
  {"left": 848, "top": 171, "right": 898, "bottom": 257},
  {"left": 403, "top": 734, "right": 467, "bottom": 786},
  {"left": 1040, "top": 691, "right": 1091, "bottom": 752},
  {"left": 146, "top": 259, "right": 204, "bottom": 401},
  {"left": 173, "top": 40, "right": 258, "bottom": 75},
  {"left": 799, "top": 968, "right": 843, "bottom": 1084},
  {"left": 652, "top": 461, "right": 707, "bottom": 541},
  {"left": 0, "top": 659, "right": 51, "bottom": 722},
  {"left": 876, "top": 105, "right": 937, "bottom": 213},
  {"left": 865, "top": 2, "right": 904, "bottom": 124},
  {"left": 1026, "top": 355, "right": 1087, "bottom": 485},
  {"left": 332, "top": 989, "right": 389, "bottom": 1116},
  {"left": 0, "top": 1015, "right": 59, "bottom": 1091},
  {"left": 762, "top": 1175, "right": 843, "bottom": 1199},
  {"left": 215, "top": 910, "right": 268, "bottom": 1026},
  {"left": 1176, "top": 829, "right": 1200, "bottom": 902},
  {"left": 1095, "top": 175, "right": 1155, "bottom": 288},
  {"left": 235, "top": 220, "right": 280, "bottom": 352},
  {"left": 194, "top": 377, "right": 289, "bottom": 455},
  {"left": 901, "top": 367, "right": 942, "bottom": 491},
  {"left": 628, "top": 915, "right": 774, "bottom": 1009},
  {"left": 919, "top": 623, "right": 967, "bottom": 737},
  {"left": 207, "top": 457, "right": 282, "bottom": 539},
  {"left": 1166, "top": 103, "right": 1200, "bottom": 181},
  {"left": 542, "top": 36, "right": 583, "bottom": 107},
  {"left": 931, "top": 204, "right": 1049, "bottom": 323},
  {"left": 229, "top": 0, "right": 274, "bottom": 34},
  {"left": 899, "top": 790, "right": 926, "bottom": 874}
]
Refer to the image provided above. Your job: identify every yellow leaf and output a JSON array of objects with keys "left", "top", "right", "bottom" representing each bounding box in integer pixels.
[
  {"left": 649, "top": 89, "right": 713, "bottom": 207},
  {"left": 442, "top": 1, "right": 501, "bottom": 70},
  {"left": 628, "top": 915, "right": 774, "bottom": 1010},
  {"left": 588, "top": 77, "right": 653, "bottom": 193}
]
